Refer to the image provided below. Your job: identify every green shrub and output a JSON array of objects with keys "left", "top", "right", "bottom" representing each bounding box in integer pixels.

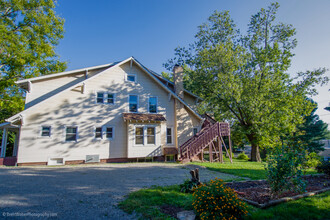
[
  {"left": 265, "top": 146, "right": 306, "bottom": 197},
  {"left": 180, "top": 179, "right": 199, "bottom": 193},
  {"left": 192, "top": 178, "right": 248, "bottom": 220},
  {"left": 304, "top": 152, "right": 321, "bottom": 168},
  {"left": 316, "top": 160, "right": 330, "bottom": 176},
  {"left": 236, "top": 152, "right": 249, "bottom": 160}
]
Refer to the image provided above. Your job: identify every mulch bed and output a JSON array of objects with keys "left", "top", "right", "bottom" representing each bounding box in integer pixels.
[
  {"left": 160, "top": 205, "right": 185, "bottom": 219},
  {"left": 226, "top": 174, "right": 330, "bottom": 207}
]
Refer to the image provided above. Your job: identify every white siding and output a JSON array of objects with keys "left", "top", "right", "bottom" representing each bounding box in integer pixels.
[
  {"left": 25, "top": 68, "right": 107, "bottom": 109},
  {"left": 17, "top": 62, "right": 202, "bottom": 164}
]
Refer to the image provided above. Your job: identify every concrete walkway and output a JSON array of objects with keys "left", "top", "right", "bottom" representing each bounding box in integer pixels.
[{"left": 0, "top": 163, "right": 243, "bottom": 219}]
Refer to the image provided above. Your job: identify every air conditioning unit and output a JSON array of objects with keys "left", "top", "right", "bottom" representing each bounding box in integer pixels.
[
  {"left": 48, "top": 158, "right": 64, "bottom": 165},
  {"left": 86, "top": 155, "right": 100, "bottom": 163}
]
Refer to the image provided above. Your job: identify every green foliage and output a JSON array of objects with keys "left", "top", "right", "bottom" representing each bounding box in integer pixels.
[
  {"left": 192, "top": 178, "right": 248, "bottom": 220},
  {"left": 0, "top": 0, "right": 67, "bottom": 122},
  {"left": 179, "top": 179, "right": 199, "bottom": 193},
  {"left": 265, "top": 146, "right": 306, "bottom": 197},
  {"left": 236, "top": 152, "right": 249, "bottom": 160},
  {"left": 316, "top": 160, "right": 330, "bottom": 176},
  {"left": 165, "top": 3, "right": 329, "bottom": 162},
  {"left": 303, "top": 152, "right": 321, "bottom": 168},
  {"left": 286, "top": 100, "right": 330, "bottom": 153},
  {"left": 160, "top": 71, "right": 173, "bottom": 81}
]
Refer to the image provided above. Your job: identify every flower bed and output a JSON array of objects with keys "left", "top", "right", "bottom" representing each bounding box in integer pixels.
[{"left": 226, "top": 174, "right": 330, "bottom": 208}]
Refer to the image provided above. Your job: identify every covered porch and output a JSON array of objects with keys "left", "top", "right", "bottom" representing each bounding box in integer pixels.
[{"left": 0, "top": 122, "right": 20, "bottom": 166}]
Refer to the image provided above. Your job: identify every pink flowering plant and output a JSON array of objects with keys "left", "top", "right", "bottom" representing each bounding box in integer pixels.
[{"left": 265, "top": 145, "right": 306, "bottom": 197}]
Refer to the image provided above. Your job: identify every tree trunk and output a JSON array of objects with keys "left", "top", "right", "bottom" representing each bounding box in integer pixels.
[
  {"left": 246, "top": 133, "right": 262, "bottom": 162},
  {"left": 251, "top": 143, "right": 261, "bottom": 162}
]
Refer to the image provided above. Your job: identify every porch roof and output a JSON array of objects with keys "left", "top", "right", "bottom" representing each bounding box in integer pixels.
[
  {"left": 0, "top": 122, "right": 20, "bottom": 130},
  {"left": 123, "top": 113, "right": 166, "bottom": 123}
]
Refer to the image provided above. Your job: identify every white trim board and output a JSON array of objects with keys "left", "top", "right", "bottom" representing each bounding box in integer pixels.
[{"left": 16, "top": 62, "right": 117, "bottom": 84}]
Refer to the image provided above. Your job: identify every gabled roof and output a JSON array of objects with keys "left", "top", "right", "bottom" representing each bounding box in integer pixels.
[
  {"left": 7, "top": 57, "right": 203, "bottom": 123},
  {"left": 16, "top": 62, "right": 118, "bottom": 84}
]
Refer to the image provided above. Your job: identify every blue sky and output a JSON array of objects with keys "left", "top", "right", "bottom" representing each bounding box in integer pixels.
[{"left": 55, "top": 0, "right": 330, "bottom": 125}]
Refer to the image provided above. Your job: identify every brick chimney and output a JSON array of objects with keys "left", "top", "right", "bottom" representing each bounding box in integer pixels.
[{"left": 173, "top": 65, "right": 184, "bottom": 99}]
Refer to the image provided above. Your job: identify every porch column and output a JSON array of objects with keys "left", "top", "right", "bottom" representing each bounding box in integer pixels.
[
  {"left": 13, "top": 130, "right": 20, "bottom": 157},
  {"left": 1, "top": 128, "right": 8, "bottom": 157}
]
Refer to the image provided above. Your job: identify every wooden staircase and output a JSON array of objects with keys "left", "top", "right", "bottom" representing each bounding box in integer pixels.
[{"left": 179, "top": 120, "right": 233, "bottom": 163}]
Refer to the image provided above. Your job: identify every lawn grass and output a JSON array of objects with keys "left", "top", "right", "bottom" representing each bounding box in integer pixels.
[
  {"left": 246, "top": 190, "right": 330, "bottom": 220},
  {"left": 191, "top": 158, "right": 317, "bottom": 180},
  {"left": 119, "top": 184, "right": 330, "bottom": 220},
  {"left": 118, "top": 185, "right": 193, "bottom": 220}
]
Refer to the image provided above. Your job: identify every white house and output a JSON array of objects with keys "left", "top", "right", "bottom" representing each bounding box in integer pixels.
[{"left": 0, "top": 57, "right": 204, "bottom": 166}]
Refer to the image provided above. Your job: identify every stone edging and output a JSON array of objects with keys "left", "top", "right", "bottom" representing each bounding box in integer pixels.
[{"left": 239, "top": 187, "right": 330, "bottom": 209}]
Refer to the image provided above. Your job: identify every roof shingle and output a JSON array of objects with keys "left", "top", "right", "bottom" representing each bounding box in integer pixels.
[{"left": 123, "top": 113, "right": 166, "bottom": 122}]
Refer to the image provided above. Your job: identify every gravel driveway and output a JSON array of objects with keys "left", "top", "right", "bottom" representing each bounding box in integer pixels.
[{"left": 0, "top": 163, "right": 243, "bottom": 219}]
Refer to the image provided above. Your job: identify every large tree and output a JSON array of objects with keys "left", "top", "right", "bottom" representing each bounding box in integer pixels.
[
  {"left": 165, "top": 3, "right": 328, "bottom": 161},
  {"left": 0, "top": 0, "right": 66, "bottom": 122}
]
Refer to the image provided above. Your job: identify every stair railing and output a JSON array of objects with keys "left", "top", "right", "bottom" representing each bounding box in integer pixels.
[{"left": 180, "top": 122, "right": 221, "bottom": 160}]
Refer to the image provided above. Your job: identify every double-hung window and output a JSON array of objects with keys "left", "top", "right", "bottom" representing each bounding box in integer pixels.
[
  {"left": 147, "top": 127, "right": 155, "bottom": 144},
  {"left": 166, "top": 127, "right": 173, "bottom": 144},
  {"left": 95, "top": 127, "right": 102, "bottom": 139},
  {"left": 97, "top": 92, "right": 104, "bottom": 103},
  {"left": 129, "top": 95, "right": 138, "bottom": 112},
  {"left": 135, "top": 127, "right": 144, "bottom": 145},
  {"left": 66, "top": 127, "right": 78, "bottom": 142},
  {"left": 96, "top": 92, "right": 115, "bottom": 104},
  {"left": 149, "top": 97, "right": 157, "bottom": 113},
  {"left": 107, "top": 94, "right": 114, "bottom": 104},
  {"left": 105, "top": 127, "right": 114, "bottom": 139},
  {"left": 41, "top": 126, "right": 51, "bottom": 137}
]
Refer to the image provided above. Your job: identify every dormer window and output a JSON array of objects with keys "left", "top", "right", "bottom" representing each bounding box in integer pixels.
[{"left": 127, "top": 74, "right": 136, "bottom": 82}]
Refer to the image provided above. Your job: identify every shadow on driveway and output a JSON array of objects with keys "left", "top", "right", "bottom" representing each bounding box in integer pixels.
[{"left": 0, "top": 163, "right": 240, "bottom": 219}]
